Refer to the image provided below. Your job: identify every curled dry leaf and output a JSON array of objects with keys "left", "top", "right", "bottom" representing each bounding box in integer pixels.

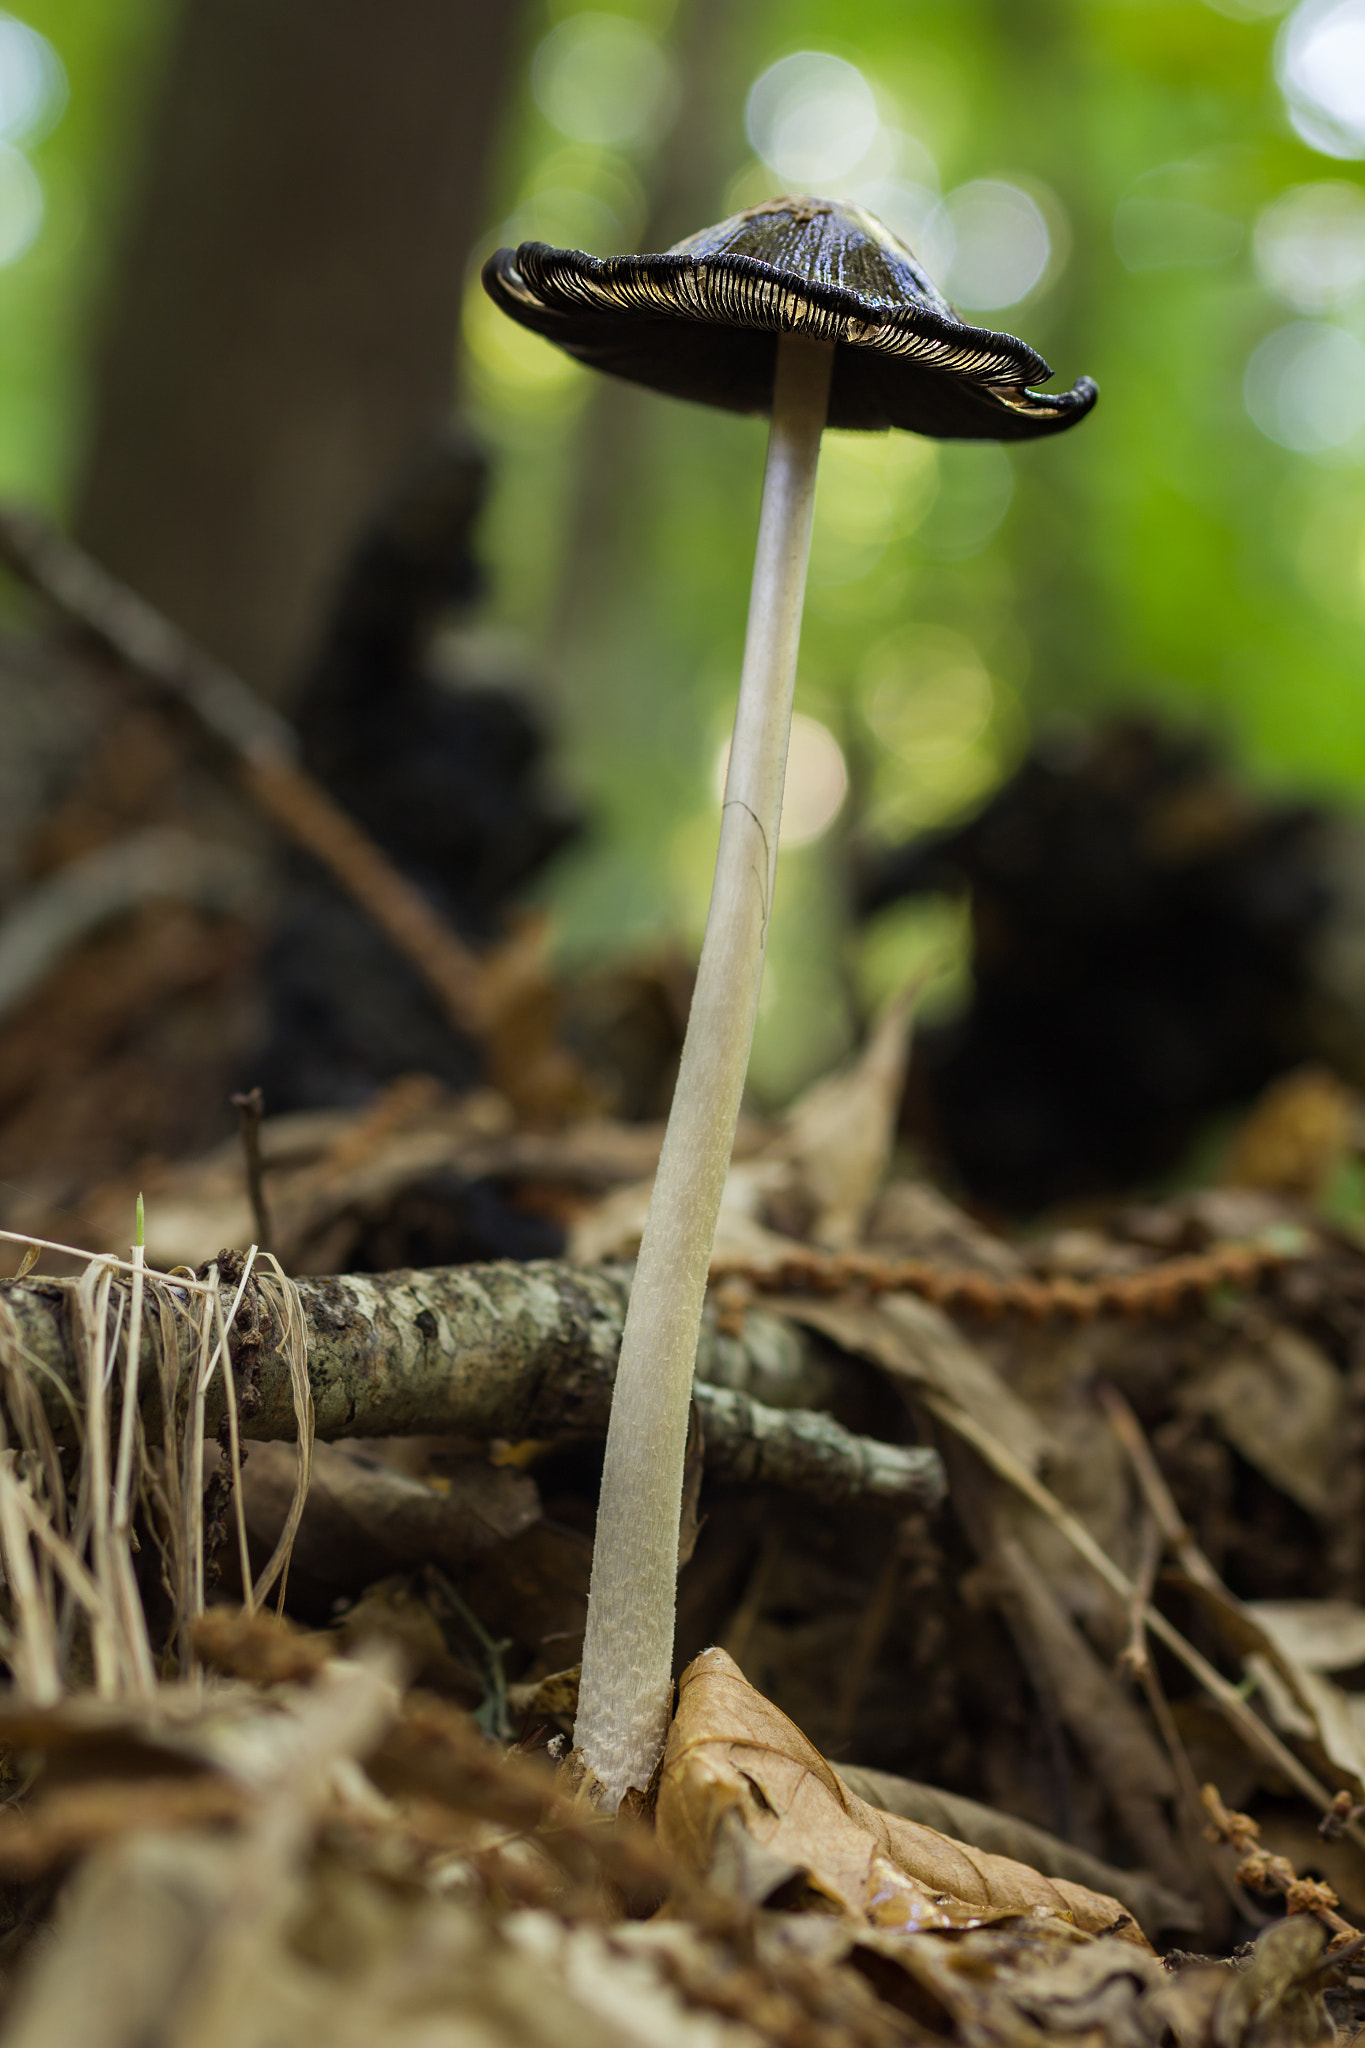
[
  {"left": 858, "top": 1914, "right": 1166, "bottom": 2048},
  {"left": 1166, "top": 1916, "right": 1334, "bottom": 2048},
  {"left": 656, "top": 1648, "right": 1148, "bottom": 1945}
]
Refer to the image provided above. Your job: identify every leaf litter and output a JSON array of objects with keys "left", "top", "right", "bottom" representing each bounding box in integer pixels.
[{"left": 3, "top": 989, "right": 1365, "bottom": 2041}]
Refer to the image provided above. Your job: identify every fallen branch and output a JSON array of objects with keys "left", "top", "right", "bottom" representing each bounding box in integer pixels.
[
  {"left": 0, "top": 1259, "right": 943, "bottom": 1512},
  {"left": 0, "top": 505, "right": 487, "bottom": 1034}
]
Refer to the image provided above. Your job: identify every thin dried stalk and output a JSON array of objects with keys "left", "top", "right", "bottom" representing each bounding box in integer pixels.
[
  {"left": 0, "top": 1457, "right": 58, "bottom": 1701},
  {"left": 0, "top": 1235, "right": 312, "bottom": 1698},
  {"left": 73, "top": 1259, "right": 121, "bottom": 1695},
  {"left": 247, "top": 1256, "right": 312, "bottom": 1613}
]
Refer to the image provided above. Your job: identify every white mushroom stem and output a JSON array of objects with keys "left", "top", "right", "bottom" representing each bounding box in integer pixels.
[{"left": 574, "top": 330, "right": 835, "bottom": 1805}]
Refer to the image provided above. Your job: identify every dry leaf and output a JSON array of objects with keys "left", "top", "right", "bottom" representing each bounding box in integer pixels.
[
  {"left": 1180, "top": 1578, "right": 1365, "bottom": 1801},
  {"left": 778, "top": 1292, "right": 1052, "bottom": 1473},
  {"left": 863, "top": 1178, "right": 1027, "bottom": 1274},
  {"left": 568, "top": 1162, "right": 790, "bottom": 1269},
  {"left": 983, "top": 1532, "right": 1187, "bottom": 1894},
  {"left": 678, "top": 1400, "right": 705, "bottom": 1569},
  {"left": 763, "top": 992, "right": 916, "bottom": 1250},
  {"left": 1206, "top": 1916, "right": 1331, "bottom": 2048},
  {"left": 1243, "top": 1600, "right": 1365, "bottom": 1675},
  {"left": 235, "top": 1438, "right": 540, "bottom": 1607},
  {"left": 1222, "top": 1066, "right": 1356, "bottom": 1199},
  {"left": 835, "top": 1763, "right": 1197, "bottom": 1935},
  {"left": 656, "top": 1647, "right": 1148, "bottom": 1944},
  {"left": 1182, "top": 1324, "right": 1344, "bottom": 1520},
  {"left": 859, "top": 1914, "right": 1166, "bottom": 2048}
]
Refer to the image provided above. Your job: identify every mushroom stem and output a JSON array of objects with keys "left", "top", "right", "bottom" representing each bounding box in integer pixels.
[{"left": 574, "top": 331, "right": 835, "bottom": 1805}]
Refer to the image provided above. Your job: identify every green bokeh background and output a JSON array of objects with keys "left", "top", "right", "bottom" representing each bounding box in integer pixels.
[{"left": 8, "top": 0, "right": 1365, "bottom": 1101}]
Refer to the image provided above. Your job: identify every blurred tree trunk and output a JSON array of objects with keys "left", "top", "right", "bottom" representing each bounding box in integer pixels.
[
  {"left": 554, "top": 0, "right": 742, "bottom": 652},
  {"left": 74, "top": 0, "right": 526, "bottom": 701}
]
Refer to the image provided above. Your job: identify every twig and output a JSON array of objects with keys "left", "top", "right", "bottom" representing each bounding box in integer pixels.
[
  {"left": 0, "top": 1261, "right": 943, "bottom": 1514},
  {"left": 0, "top": 1226, "right": 215, "bottom": 1288},
  {"left": 833, "top": 1535, "right": 905, "bottom": 1753},
  {"left": 230, "top": 1089, "right": 273, "bottom": 1258},
  {"left": 1099, "top": 1383, "right": 1223, "bottom": 1593},
  {"left": 1201, "top": 1782, "right": 1362, "bottom": 1945},
  {"left": 1118, "top": 1510, "right": 1162, "bottom": 1679},
  {"left": 1322, "top": 1790, "right": 1365, "bottom": 1841},
  {"left": 709, "top": 1235, "right": 1303, "bottom": 1321},
  {"left": 1098, "top": 1386, "right": 1289, "bottom": 1898},
  {"left": 0, "top": 504, "right": 488, "bottom": 1037},
  {"left": 919, "top": 1389, "right": 1365, "bottom": 1851},
  {"left": 719, "top": 1524, "right": 782, "bottom": 1670}
]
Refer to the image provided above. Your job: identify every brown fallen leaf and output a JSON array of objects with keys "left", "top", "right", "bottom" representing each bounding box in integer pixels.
[
  {"left": 1177, "top": 1577, "right": 1365, "bottom": 1804},
  {"left": 776, "top": 1291, "right": 1052, "bottom": 1472},
  {"left": 856, "top": 1913, "right": 1166, "bottom": 2048},
  {"left": 656, "top": 1647, "right": 1149, "bottom": 1946},
  {"left": 835, "top": 1763, "right": 1196, "bottom": 1936},
  {"left": 761, "top": 989, "right": 916, "bottom": 1249},
  {"left": 1180, "top": 1322, "right": 1344, "bottom": 1521},
  {"left": 233, "top": 1438, "right": 541, "bottom": 1610}
]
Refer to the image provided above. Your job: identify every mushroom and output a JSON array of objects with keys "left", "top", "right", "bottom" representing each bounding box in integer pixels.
[{"left": 483, "top": 195, "right": 1096, "bottom": 1806}]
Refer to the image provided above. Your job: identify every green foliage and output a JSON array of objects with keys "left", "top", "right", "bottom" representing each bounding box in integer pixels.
[
  {"left": 468, "top": 0, "right": 1365, "bottom": 1098},
  {"left": 11, "top": 0, "right": 1365, "bottom": 1099},
  {"left": 0, "top": 0, "right": 176, "bottom": 505}
]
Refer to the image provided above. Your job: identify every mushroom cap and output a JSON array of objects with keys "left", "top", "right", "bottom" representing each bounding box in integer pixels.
[{"left": 482, "top": 195, "right": 1096, "bottom": 441}]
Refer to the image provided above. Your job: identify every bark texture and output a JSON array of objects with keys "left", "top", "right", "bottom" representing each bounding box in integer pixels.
[
  {"left": 75, "top": 0, "right": 527, "bottom": 699},
  {"left": 0, "top": 1261, "right": 942, "bottom": 1512}
]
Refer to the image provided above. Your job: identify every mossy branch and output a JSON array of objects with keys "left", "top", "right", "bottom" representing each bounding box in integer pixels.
[{"left": 0, "top": 1260, "right": 942, "bottom": 1513}]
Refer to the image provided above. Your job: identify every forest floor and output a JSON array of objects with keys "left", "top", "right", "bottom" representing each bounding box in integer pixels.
[
  {"left": 0, "top": 511, "right": 1360, "bottom": 2043},
  {"left": 0, "top": 992, "right": 1363, "bottom": 2047}
]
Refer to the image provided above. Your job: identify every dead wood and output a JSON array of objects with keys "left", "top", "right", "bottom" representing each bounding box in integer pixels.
[{"left": 0, "top": 1259, "right": 943, "bottom": 1512}]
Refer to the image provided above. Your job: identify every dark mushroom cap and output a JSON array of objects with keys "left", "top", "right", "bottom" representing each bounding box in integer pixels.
[{"left": 482, "top": 195, "right": 1096, "bottom": 441}]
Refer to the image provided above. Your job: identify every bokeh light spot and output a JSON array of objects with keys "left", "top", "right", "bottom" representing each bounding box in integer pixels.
[
  {"left": 851, "top": 178, "right": 940, "bottom": 258},
  {"left": 532, "top": 14, "right": 675, "bottom": 152},
  {"left": 745, "top": 52, "right": 879, "bottom": 186},
  {"left": 811, "top": 432, "right": 939, "bottom": 586},
  {"left": 932, "top": 180, "right": 1054, "bottom": 310},
  {"left": 1278, "top": 0, "right": 1365, "bottom": 158},
  {"left": 713, "top": 713, "right": 848, "bottom": 849},
  {"left": 0, "top": 15, "right": 63, "bottom": 144},
  {"left": 1255, "top": 181, "right": 1365, "bottom": 309},
  {"left": 863, "top": 625, "right": 995, "bottom": 763},
  {"left": 1245, "top": 319, "right": 1365, "bottom": 449},
  {"left": 463, "top": 278, "right": 585, "bottom": 401},
  {"left": 499, "top": 186, "right": 628, "bottom": 256}
]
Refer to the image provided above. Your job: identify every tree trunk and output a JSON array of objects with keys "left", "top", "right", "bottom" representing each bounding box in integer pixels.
[{"left": 74, "top": 0, "right": 526, "bottom": 700}]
